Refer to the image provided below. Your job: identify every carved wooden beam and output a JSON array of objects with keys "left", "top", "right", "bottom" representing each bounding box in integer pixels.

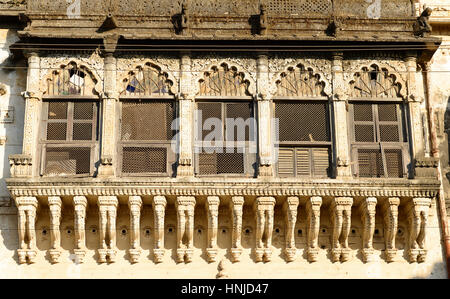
[
  {"left": 152, "top": 196, "right": 167, "bottom": 263},
  {"left": 360, "top": 197, "right": 377, "bottom": 263},
  {"left": 330, "top": 197, "right": 353, "bottom": 262},
  {"left": 48, "top": 196, "right": 62, "bottom": 263},
  {"left": 383, "top": 197, "right": 400, "bottom": 263},
  {"left": 230, "top": 196, "right": 244, "bottom": 262},
  {"left": 206, "top": 196, "right": 220, "bottom": 263},
  {"left": 306, "top": 196, "right": 322, "bottom": 262},
  {"left": 128, "top": 196, "right": 142, "bottom": 263},
  {"left": 283, "top": 196, "right": 299, "bottom": 262}
]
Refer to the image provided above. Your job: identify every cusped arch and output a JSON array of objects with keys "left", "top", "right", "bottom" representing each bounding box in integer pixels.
[
  {"left": 196, "top": 62, "right": 254, "bottom": 97},
  {"left": 348, "top": 63, "right": 406, "bottom": 99},
  {"left": 120, "top": 62, "right": 175, "bottom": 96},
  {"left": 42, "top": 61, "right": 101, "bottom": 97},
  {"left": 273, "top": 63, "right": 328, "bottom": 98}
]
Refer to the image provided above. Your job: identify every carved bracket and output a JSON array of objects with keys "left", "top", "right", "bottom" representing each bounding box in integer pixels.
[
  {"left": 15, "top": 197, "right": 39, "bottom": 264},
  {"left": 254, "top": 197, "right": 276, "bottom": 262},
  {"left": 306, "top": 196, "right": 322, "bottom": 263},
  {"left": 229, "top": 196, "right": 244, "bottom": 262},
  {"left": 206, "top": 196, "right": 220, "bottom": 263},
  {"left": 128, "top": 196, "right": 143, "bottom": 263},
  {"left": 175, "top": 196, "right": 196, "bottom": 263},
  {"left": 48, "top": 196, "right": 62, "bottom": 263},
  {"left": 359, "top": 197, "right": 377, "bottom": 263},
  {"left": 405, "top": 198, "right": 431, "bottom": 263},
  {"left": 152, "top": 196, "right": 167, "bottom": 263},
  {"left": 283, "top": 197, "right": 299, "bottom": 262},
  {"left": 382, "top": 197, "right": 400, "bottom": 263},
  {"left": 330, "top": 197, "right": 353, "bottom": 263},
  {"left": 73, "top": 196, "right": 88, "bottom": 263}
]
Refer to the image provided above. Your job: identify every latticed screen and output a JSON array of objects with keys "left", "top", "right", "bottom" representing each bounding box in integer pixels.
[
  {"left": 275, "top": 102, "right": 330, "bottom": 142},
  {"left": 351, "top": 102, "right": 406, "bottom": 178},
  {"left": 44, "top": 147, "right": 91, "bottom": 176},
  {"left": 121, "top": 100, "right": 175, "bottom": 141},
  {"left": 198, "top": 148, "right": 245, "bottom": 175},
  {"left": 122, "top": 147, "right": 167, "bottom": 174},
  {"left": 42, "top": 100, "right": 98, "bottom": 176},
  {"left": 278, "top": 147, "right": 329, "bottom": 177}
]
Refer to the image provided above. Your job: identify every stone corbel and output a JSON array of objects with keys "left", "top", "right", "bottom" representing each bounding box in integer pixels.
[
  {"left": 206, "top": 196, "right": 220, "bottom": 263},
  {"left": 382, "top": 197, "right": 400, "bottom": 263},
  {"left": 175, "top": 196, "right": 196, "bottom": 263},
  {"left": 179, "top": 2, "right": 189, "bottom": 35},
  {"left": 152, "top": 196, "right": 167, "bottom": 263},
  {"left": 330, "top": 197, "right": 353, "bottom": 262},
  {"left": 254, "top": 197, "right": 276, "bottom": 262},
  {"left": 98, "top": 155, "right": 114, "bottom": 177},
  {"left": 73, "top": 196, "right": 88, "bottom": 263},
  {"left": 128, "top": 196, "right": 143, "bottom": 263},
  {"left": 283, "top": 197, "right": 299, "bottom": 262},
  {"left": 305, "top": 196, "right": 322, "bottom": 262},
  {"left": 9, "top": 154, "right": 32, "bottom": 178},
  {"left": 259, "top": 4, "right": 268, "bottom": 35},
  {"left": 359, "top": 197, "right": 377, "bottom": 263},
  {"left": 15, "top": 197, "right": 39, "bottom": 264},
  {"left": 48, "top": 197, "right": 62, "bottom": 263},
  {"left": 405, "top": 198, "right": 431, "bottom": 263},
  {"left": 229, "top": 196, "right": 244, "bottom": 262},
  {"left": 97, "top": 196, "right": 119, "bottom": 263}
]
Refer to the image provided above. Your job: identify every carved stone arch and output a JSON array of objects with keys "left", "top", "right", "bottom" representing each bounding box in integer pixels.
[
  {"left": 119, "top": 61, "right": 176, "bottom": 96},
  {"left": 348, "top": 63, "right": 407, "bottom": 100},
  {"left": 41, "top": 60, "right": 102, "bottom": 97},
  {"left": 272, "top": 63, "right": 329, "bottom": 98},
  {"left": 195, "top": 61, "right": 255, "bottom": 97}
]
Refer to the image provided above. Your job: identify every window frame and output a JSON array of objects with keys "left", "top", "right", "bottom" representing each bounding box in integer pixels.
[
  {"left": 194, "top": 96, "right": 257, "bottom": 177},
  {"left": 39, "top": 97, "right": 100, "bottom": 177}
]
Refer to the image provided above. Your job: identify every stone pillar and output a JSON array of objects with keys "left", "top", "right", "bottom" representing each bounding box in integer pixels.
[
  {"left": 229, "top": 196, "right": 244, "bottom": 262},
  {"left": 97, "top": 196, "right": 119, "bottom": 263},
  {"left": 256, "top": 54, "right": 273, "bottom": 177},
  {"left": 332, "top": 52, "right": 352, "bottom": 178},
  {"left": 330, "top": 197, "right": 353, "bottom": 262},
  {"left": 283, "top": 197, "right": 299, "bottom": 262},
  {"left": 73, "top": 196, "right": 88, "bottom": 263},
  {"left": 405, "top": 52, "right": 426, "bottom": 162},
  {"left": 360, "top": 197, "right": 377, "bottom": 263},
  {"left": 254, "top": 197, "right": 276, "bottom": 262},
  {"left": 406, "top": 197, "right": 431, "bottom": 263},
  {"left": 152, "top": 196, "right": 167, "bottom": 263},
  {"left": 98, "top": 53, "right": 117, "bottom": 177},
  {"left": 48, "top": 196, "right": 62, "bottom": 263},
  {"left": 177, "top": 53, "right": 194, "bottom": 176},
  {"left": 175, "top": 196, "right": 196, "bottom": 263},
  {"left": 128, "top": 196, "right": 143, "bottom": 263},
  {"left": 305, "top": 196, "right": 322, "bottom": 262},
  {"left": 383, "top": 197, "right": 400, "bottom": 262},
  {"left": 21, "top": 52, "right": 42, "bottom": 177},
  {"left": 15, "top": 197, "right": 39, "bottom": 264},
  {"left": 206, "top": 196, "right": 220, "bottom": 262}
]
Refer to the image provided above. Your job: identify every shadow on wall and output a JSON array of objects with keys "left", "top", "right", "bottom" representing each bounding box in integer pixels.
[{"left": 411, "top": 260, "right": 448, "bottom": 279}]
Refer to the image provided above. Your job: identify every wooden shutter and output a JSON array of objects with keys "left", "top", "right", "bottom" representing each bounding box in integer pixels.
[
  {"left": 312, "top": 148, "right": 329, "bottom": 177},
  {"left": 278, "top": 148, "right": 295, "bottom": 176},
  {"left": 296, "top": 148, "right": 311, "bottom": 176}
]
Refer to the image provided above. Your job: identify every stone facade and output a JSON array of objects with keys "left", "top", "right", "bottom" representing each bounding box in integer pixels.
[{"left": 0, "top": 0, "right": 449, "bottom": 278}]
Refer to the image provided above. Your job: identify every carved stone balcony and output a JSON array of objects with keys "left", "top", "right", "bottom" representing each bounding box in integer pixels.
[{"left": 6, "top": 177, "right": 439, "bottom": 265}]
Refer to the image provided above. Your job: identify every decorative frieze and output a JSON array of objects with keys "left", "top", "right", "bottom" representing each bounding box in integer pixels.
[
  {"left": 254, "top": 197, "right": 276, "bottom": 262},
  {"left": 175, "top": 196, "right": 196, "bottom": 263},
  {"left": 305, "top": 196, "right": 322, "bottom": 262},
  {"left": 330, "top": 197, "right": 353, "bottom": 263}
]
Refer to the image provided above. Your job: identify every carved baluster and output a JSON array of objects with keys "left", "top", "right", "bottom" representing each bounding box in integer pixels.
[
  {"left": 152, "top": 196, "right": 167, "bottom": 263},
  {"left": 107, "top": 197, "right": 119, "bottom": 262},
  {"left": 383, "top": 197, "right": 400, "bottom": 262},
  {"left": 406, "top": 198, "right": 431, "bottom": 263},
  {"left": 254, "top": 197, "right": 276, "bottom": 262},
  {"left": 48, "top": 196, "right": 62, "bottom": 263},
  {"left": 73, "top": 196, "right": 88, "bottom": 263},
  {"left": 283, "top": 197, "right": 299, "bottom": 262},
  {"left": 97, "top": 196, "right": 118, "bottom": 263},
  {"left": 306, "top": 196, "right": 322, "bottom": 262},
  {"left": 98, "top": 202, "right": 108, "bottom": 263},
  {"left": 230, "top": 196, "right": 244, "bottom": 262},
  {"left": 330, "top": 197, "right": 353, "bottom": 262},
  {"left": 175, "top": 196, "right": 196, "bottom": 263},
  {"left": 15, "top": 197, "right": 39, "bottom": 264},
  {"left": 360, "top": 197, "right": 377, "bottom": 263},
  {"left": 206, "top": 196, "right": 220, "bottom": 263},
  {"left": 128, "top": 196, "right": 142, "bottom": 263}
]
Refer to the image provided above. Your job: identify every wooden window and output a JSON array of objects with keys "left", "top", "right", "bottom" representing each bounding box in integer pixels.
[
  {"left": 350, "top": 102, "right": 408, "bottom": 178},
  {"left": 274, "top": 100, "right": 332, "bottom": 178},
  {"left": 119, "top": 99, "right": 176, "bottom": 176},
  {"left": 40, "top": 100, "right": 99, "bottom": 177},
  {"left": 195, "top": 101, "right": 256, "bottom": 176}
]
